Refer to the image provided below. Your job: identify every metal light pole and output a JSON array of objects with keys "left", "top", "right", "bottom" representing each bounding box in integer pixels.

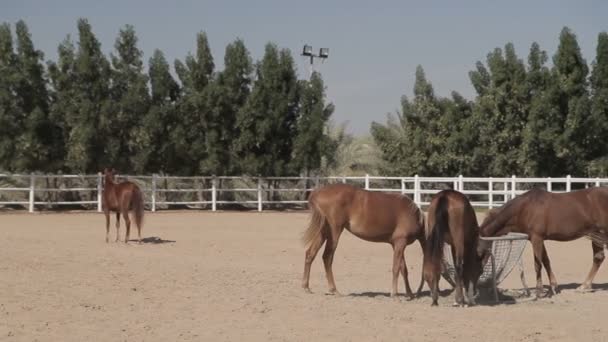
[{"left": 301, "top": 44, "right": 329, "bottom": 79}]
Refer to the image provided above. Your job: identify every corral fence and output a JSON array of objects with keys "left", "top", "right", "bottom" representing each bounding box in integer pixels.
[{"left": 0, "top": 174, "right": 606, "bottom": 213}]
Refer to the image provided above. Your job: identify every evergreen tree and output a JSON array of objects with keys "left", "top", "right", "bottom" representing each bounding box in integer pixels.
[
  {"left": 200, "top": 39, "right": 253, "bottom": 175},
  {"left": 551, "top": 27, "right": 591, "bottom": 175},
  {"left": 64, "top": 18, "right": 111, "bottom": 173},
  {"left": 371, "top": 66, "right": 445, "bottom": 176},
  {"left": 172, "top": 31, "right": 214, "bottom": 175},
  {"left": 235, "top": 43, "right": 299, "bottom": 176},
  {"left": 519, "top": 42, "right": 557, "bottom": 176},
  {"left": 587, "top": 32, "right": 608, "bottom": 176},
  {"left": 136, "top": 49, "right": 180, "bottom": 173},
  {"left": 108, "top": 25, "right": 150, "bottom": 172},
  {"left": 12, "top": 20, "right": 53, "bottom": 172},
  {"left": 468, "top": 43, "right": 528, "bottom": 176},
  {"left": 47, "top": 36, "right": 76, "bottom": 172},
  {"left": 292, "top": 72, "right": 335, "bottom": 176},
  {"left": 0, "top": 23, "right": 20, "bottom": 171}
]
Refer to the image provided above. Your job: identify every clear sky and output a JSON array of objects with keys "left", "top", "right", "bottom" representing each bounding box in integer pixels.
[{"left": 2, "top": 0, "right": 607, "bottom": 135}]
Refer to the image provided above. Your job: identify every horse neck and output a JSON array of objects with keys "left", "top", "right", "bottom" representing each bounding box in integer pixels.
[
  {"left": 104, "top": 177, "right": 116, "bottom": 191},
  {"left": 482, "top": 196, "right": 525, "bottom": 236}
]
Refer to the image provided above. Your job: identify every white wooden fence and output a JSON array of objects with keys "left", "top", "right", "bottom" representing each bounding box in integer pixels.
[{"left": 0, "top": 173, "right": 606, "bottom": 213}]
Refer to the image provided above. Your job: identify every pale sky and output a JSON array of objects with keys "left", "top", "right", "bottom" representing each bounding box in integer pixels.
[{"left": 3, "top": 0, "right": 607, "bottom": 135}]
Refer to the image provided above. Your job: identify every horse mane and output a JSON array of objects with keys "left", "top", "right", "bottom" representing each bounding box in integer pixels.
[{"left": 481, "top": 188, "right": 544, "bottom": 236}]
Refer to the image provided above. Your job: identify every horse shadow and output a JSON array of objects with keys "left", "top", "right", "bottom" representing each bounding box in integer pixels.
[
  {"left": 128, "top": 236, "right": 176, "bottom": 244},
  {"left": 557, "top": 282, "right": 608, "bottom": 292},
  {"left": 349, "top": 288, "right": 454, "bottom": 299}
]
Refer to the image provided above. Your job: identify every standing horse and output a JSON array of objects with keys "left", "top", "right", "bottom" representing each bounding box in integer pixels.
[
  {"left": 302, "top": 183, "right": 425, "bottom": 298},
  {"left": 423, "top": 190, "right": 488, "bottom": 306},
  {"left": 102, "top": 168, "right": 145, "bottom": 243},
  {"left": 480, "top": 187, "right": 608, "bottom": 298}
]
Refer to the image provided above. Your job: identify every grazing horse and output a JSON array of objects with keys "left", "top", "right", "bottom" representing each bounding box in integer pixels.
[
  {"left": 102, "top": 168, "right": 145, "bottom": 243},
  {"left": 480, "top": 187, "right": 608, "bottom": 298},
  {"left": 301, "top": 183, "right": 425, "bottom": 298},
  {"left": 423, "top": 190, "right": 488, "bottom": 306}
]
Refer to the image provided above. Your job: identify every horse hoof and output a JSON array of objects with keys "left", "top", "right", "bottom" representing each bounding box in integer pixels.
[
  {"left": 326, "top": 290, "right": 342, "bottom": 296},
  {"left": 576, "top": 284, "right": 593, "bottom": 293}
]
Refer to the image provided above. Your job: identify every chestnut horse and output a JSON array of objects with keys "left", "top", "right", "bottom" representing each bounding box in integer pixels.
[
  {"left": 423, "top": 190, "right": 488, "bottom": 306},
  {"left": 301, "top": 183, "right": 425, "bottom": 298},
  {"left": 480, "top": 187, "right": 608, "bottom": 298},
  {"left": 102, "top": 168, "right": 145, "bottom": 243}
]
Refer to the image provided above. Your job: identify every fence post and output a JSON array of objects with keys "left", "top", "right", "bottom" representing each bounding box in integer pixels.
[
  {"left": 458, "top": 174, "right": 464, "bottom": 192},
  {"left": 211, "top": 176, "right": 217, "bottom": 212},
  {"left": 488, "top": 177, "right": 493, "bottom": 209},
  {"left": 547, "top": 177, "right": 552, "bottom": 192},
  {"left": 511, "top": 175, "right": 516, "bottom": 200},
  {"left": 151, "top": 174, "right": 157, "bottom": 212},
  {"left": 97, "top": 172, "right": 102, "bottom": 212},
  {"left": 566, "top": 175, "right": 571, "bottom": 192},
  {"left": 365, "top": 174, "right": 370, "bottom": 190},
  {"left": 596, "top": 177, "right": 601, "bottom": 187},
  {"left": 29, "top": 173, "right": 35, "bottom": 213},
  {"left": 257, "top": 177, "right": 262, "bottom": 212},
  {"left": 401, "top": 178, "right": 406, "bottom": 195},
  {"left": 414, "top": 174, "right": 420, "bottom": 204},
  {"left": 342, "top": 176, "right": 346, "bottom": 184}
]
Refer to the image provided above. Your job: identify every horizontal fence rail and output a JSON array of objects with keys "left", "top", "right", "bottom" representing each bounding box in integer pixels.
[{"left": 0, "top": 174, "right": 606, "bottom": 213}]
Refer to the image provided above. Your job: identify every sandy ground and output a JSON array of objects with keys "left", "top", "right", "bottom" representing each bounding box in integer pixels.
[{"left": 1, "top": 211, "right": 608, "bottom": 342}]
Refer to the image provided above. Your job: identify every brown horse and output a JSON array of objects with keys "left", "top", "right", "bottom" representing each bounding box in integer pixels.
[
  {"left": 301, "top": 183, "right": 425, "bottom": 298},
  {"left": 102, "top": 168, "right": 145, "bottom": 243},
  {"left": 480, "top": 186, "right": 608, "bottom": 298},
  {"left": 423, "top": 190, "right": 488, "bottom": 306}
]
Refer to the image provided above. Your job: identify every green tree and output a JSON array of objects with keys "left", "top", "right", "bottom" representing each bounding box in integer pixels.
[
  {"left": 172, "top": 31, "right": 214, "bottom": 175},
  {"left": 0, "top": 23, "right": 20, "bottom": 171},
  {"left": 292, "top": 72, "right": 335, "bottom": 177},
  {"left": 469, "top": 43, "right": 528, "bottom": 176},
  {"left": 47, "top": 36, "right": 77, "bottom": 172},
  {"left": 519, "top": 42, "right": 557, "bottom": 176},
  {"left": 200, "top": 39, "right": 253, "bottom": 175},
  {"left": 135, "top": 49, "right": 180, "bottom": 173},
  {"left": 108, "top": 25, "right": 151, "bottom": 172},
  {"left": 371, "top": 65, "right": 444, "bottom": 176},
  {"left": 587, "top": 32, "right": 608, "bottom": 176},
  {"left": 551, "top": 27, "right": 591, "bottom": 175},
  {"left": 63, "top": 18, "right": 111, "bottom": 173},
  {"left": 11, "top": 21, "right": 54, "bottom": 172},
  {"left": 235, "top": 43, "right": 299, "bottom": 176}
]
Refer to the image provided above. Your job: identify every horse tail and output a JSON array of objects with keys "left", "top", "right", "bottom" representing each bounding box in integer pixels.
[
  {"left": 132, "top": 186, "right": 145, "bottom": 231},
  {"left": 302, "top": 194, "right": 326, "bottom": 247},
  {"left": 425, "top": 194, "right": 449, "bottom": 269}
]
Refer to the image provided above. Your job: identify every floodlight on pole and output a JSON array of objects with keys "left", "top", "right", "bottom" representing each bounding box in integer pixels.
[{"left": 301, "top": 44, "right": 329, "bottom": 78}]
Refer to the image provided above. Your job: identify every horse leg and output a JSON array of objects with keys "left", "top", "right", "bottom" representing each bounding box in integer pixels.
[
  {"left": 123, "top": 210, "right": 131, "bottom": 243},
  {"left": 578, "top": 241, "right": 605, "bottom": 291},
  {"left": 104, "top": 210, "right": 110, "bottom": 243},
  {"left": 540, "top": 243, "right": 558, "bottom": 295},
  {"left": 302, "top": 229, "right": 327, "bottom": 293},
  {"left": 531, "top": 237, "right": 545, "bottom": 299},
  {"left": 114, "top": 212, "right": 120, "bottom": 243},
  {"left": 400, "top": 250, "right": 414, "bottom": 300},
  {"left": 322, "top": 223, "right": 343, "bottom": 295},
  {"left": 453, "top": 253, "right": 465, "bottom": 307},
  {"left": 415, "top": 237, "right": 426, "bottom": 297},
  {"left": 391, "top": 239, "right": 407, "bottom": 298}
]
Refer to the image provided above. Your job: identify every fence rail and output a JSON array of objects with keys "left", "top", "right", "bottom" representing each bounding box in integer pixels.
[{"left": 0, "top": 173, "right": 606, "bottom": 213}]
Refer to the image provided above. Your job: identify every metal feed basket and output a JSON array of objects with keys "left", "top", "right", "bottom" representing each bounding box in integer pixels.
[{"left": 441, "top": 232, "right": 529, "bottom": 302}]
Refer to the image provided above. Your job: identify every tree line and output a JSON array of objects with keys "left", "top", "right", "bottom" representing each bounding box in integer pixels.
[
  {"left": 1, "top": 20, "right": 606, "bottom": 178},
  {"left": 372, "top": 27, "right": 608, "bottom": 177},
  {"left": 0, "top": 19, "right": 335, "bottom": 176}
]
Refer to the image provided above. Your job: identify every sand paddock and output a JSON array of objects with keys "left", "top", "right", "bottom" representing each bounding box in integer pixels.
[{"left": 2, "top": 211, "right": 608, "bottom": 341}]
